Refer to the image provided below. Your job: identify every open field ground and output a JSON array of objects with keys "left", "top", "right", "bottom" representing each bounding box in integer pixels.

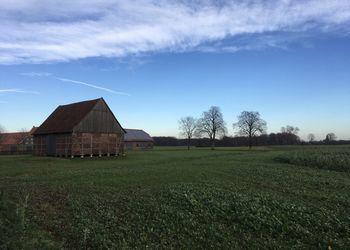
[{"left": 1, "top": 146, "right": 350, "bottom": 249}]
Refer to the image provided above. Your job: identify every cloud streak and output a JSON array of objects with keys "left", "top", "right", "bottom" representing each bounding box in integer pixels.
[
  {"left": 20, "top": 72, "right": 52, "bottom": 77},
  {"left": 0, "top": 88, "right": 40, "bottom": 94},
  {"left": 0, "top": 0, "right": 350, "bottom": 64},
  {"left": 54, "top": 77, "right": 131, "bottom": 96}
]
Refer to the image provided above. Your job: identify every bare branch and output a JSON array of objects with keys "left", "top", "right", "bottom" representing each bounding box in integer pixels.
[
  {"left": 233, "top": 111, "right": 266, "bottom": 149},
  {"left": 179, "top": 116, "right": 198, "bottom": 150},
  {"left": 307, "top": 133, "right": 316, "bottom": 142},
  {"left": 196, "top": 106, "right": 227, "bottom": 149}
]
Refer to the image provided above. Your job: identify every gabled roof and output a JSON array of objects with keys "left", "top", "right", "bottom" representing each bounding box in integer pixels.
[
  {"left": 0, "top": 132, "right": 29, "bottom": 145},
  {"left": 34, "top": 98, "right": 100, "bottom": 135},
  {"left": 124, "top": 129, "right": 154, "bottom": 142}
]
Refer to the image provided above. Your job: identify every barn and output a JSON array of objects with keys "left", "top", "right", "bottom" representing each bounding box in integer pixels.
[
  {"left": 124, "top": 129, "right": 154, "bottom": 150},
  {"left": 33, "top": 98, "right": 126, "bottom": 157},
  {"left": 0, "top": 127, "right": 37, "bottom": 154}
]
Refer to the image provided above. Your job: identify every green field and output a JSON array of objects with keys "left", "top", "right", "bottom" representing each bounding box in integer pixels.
[{"left": 1, "top": 146, "right": 350, "bottom": 249}]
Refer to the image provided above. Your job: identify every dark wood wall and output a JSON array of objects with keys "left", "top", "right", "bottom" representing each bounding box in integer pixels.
[
  {"left": 74, "top": 100, "right": 124, "bottom": 134},
  {"left": 33, "top": 132, "right": 124, "bottom": 157},
  {"left": 34, "top": 134, "right": 70, "bottom": 156},
  {"left": 33, "top": 135, "right": 47, "bottom": 156}
]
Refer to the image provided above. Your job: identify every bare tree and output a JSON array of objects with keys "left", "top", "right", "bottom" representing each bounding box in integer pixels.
[
  {"left": 197, "top": 106, "right": 227, "bottom": 150},
  {"left": 325, "top": 133, "right": 337, "bottom": 143},
  {"left": 179, "top": 116, "right": 197, "bottom": 150},
  {"left": 281, "top": 125, "right": 300, "bottom": 135},
  {"left": 280, "top": 125, "right": 300, "bottom": 145},
  {"left": 307, "top": 133, "right": 316, "bottom": 143},
  {"left": 234, "top": 111, "right": 267, "bottom": 149}
]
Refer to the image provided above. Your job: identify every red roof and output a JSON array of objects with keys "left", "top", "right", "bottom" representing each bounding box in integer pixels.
[
  {"left": 0, "top": 132, "right": 29, "bottom": 145},
  {"left": 34, "top": 98, "right": 100, "bottom": 135}
]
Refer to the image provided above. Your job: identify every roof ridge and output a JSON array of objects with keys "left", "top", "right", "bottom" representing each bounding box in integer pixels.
[{"left": 60, "top": 98, "right": 100, "bottom": 107}]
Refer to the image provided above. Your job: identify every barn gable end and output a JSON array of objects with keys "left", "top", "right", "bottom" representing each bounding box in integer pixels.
[{"left": 74, "top": 99, "right": 125, "bottom": 134}]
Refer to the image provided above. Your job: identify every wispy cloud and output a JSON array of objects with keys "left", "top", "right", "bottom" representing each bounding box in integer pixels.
[
  {"left": 0, "top": 88, "right": 40, "bottom": 94},
  {"left": 54, "top": 77, "right": 130, "bottom": 96},
  {"left": 0, "top": 0, "right": 350, "bottom": 64},
  {"left": 20, "top": 72, "right": 52, "bottom": 77}
]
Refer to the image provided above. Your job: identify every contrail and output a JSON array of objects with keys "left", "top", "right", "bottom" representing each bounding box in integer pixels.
[{"left": 54, "top": 77, "right": 131, "bottom": 96}]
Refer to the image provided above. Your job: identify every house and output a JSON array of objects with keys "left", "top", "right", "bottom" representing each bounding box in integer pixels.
[
  {"left": 124, "top": 129, "right": 154, "bottom": 150},
  {"left": 33, "top": 98, "right": 126, "bottom": 157},
  {"left": 0, "top": 127, "right": 37, "bottom": 154}
]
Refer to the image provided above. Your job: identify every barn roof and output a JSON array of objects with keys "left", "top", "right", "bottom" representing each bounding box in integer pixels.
[
  {"left": 34, "top": 98, "right": 126, "bottom": 135},
  {"left": 124, "top": 129, "right": 154, "bottom": 142},
  {"left": 0, "top": 132, "right": 29, "bottom": 145},
  {"left": 34, "top": 98, "right": 101, "bottom": 135}
]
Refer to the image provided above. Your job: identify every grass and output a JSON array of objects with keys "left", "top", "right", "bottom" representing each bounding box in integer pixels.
[{"left": 0, "top": 146, "right": 350, "bottom": 249}]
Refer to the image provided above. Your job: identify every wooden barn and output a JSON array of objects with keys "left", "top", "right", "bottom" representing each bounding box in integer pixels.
[
  {"left": 33, "top": 98, "right": 126, "bottom": 157},
  {"left": 124, "top": 129, "right": 154, "bottom": 150}
]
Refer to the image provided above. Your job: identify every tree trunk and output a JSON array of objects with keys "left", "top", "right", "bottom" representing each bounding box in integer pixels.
[
  {"left": 249, "top": 135, "right": 252, "bottom": 149},
  {"left": 187, "top": 137, "right": 190, "bottom": 150},
  {"left": 211, "top": 134, "right": 215, "bottom": 150}
]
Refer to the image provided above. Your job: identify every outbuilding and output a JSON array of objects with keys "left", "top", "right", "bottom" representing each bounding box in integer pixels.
[
  {"left": 0, "top": 127, "right": 36, "bottom": 154},
  {"left": 33, "top": 98, "right": 125, "bottom": 157},
  {"left": 124, "top": 129, "right": 154, "bottom": 150}
]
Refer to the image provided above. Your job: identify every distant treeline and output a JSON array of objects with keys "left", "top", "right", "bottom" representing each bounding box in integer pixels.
[{"left": 153, "top": 133, "right": 350, "bottom": 147}]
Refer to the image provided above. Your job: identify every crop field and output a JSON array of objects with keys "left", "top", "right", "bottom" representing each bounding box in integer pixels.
[{"left": 0, "top": 146, "right": 350, "bottom": 249}]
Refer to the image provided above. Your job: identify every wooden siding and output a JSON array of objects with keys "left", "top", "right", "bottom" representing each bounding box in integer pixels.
[
  {"left": 55, "top": 134, "right": 72, "bottom": 157},
  {"left": 71, "top": 132, "right": 124, "bottom": 156},
  {"left": 125, "top": 141, "right": 154, "bottom": 150},
  {"left": 73, "top": 99, "right": 124, "bottom": 134},
  {"left": 34, "top": 133, "right": 124, "bottom": 157},
  {"left": 33, "top": 135, "right": 47, "bottom": 156}
]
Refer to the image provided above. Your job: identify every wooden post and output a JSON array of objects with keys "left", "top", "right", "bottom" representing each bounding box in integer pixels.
[
  {"left": 90, "top": 135, "right": 93, "bottom": 157},
  {"left": 99, "top": 138, "right": 101, "bottom": 157},
  {"left": 65, "top": 135, "right": 68, "bottom": 158},
  {"left": 81, "top": 134, "right": 84, "bottom": 158},
  {"left": 41, "top": 136, "right": 44, "bottom": 156},
  {"left": 71, "top": 135, "right": 74, "bottom": 158},
  {"left": 107, "top": 134, "right": 110, "bottom": 157},
  {"left": 40, "top": 137, "right": 42, "bottom": 156},
  {"left": 115, "top": 135, "right": 118, "bottom": 156}
]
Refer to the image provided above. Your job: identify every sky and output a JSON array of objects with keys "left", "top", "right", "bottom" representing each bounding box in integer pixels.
[{"left": 1, "top": 0, "right": 350, "bottom": 140}]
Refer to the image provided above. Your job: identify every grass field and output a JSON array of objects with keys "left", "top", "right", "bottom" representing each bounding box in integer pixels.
[{"left": 1, "top": 146, "right": 350, "bottom": 249}]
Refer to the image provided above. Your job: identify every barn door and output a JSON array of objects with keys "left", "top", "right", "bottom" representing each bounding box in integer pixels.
[{"left": 46, "top": 135, "right": 56, "bottom": 156}]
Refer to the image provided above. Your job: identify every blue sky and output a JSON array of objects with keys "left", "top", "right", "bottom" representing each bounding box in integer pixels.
[{"left": 1, "top": 0, "right": 350, "bottom": 140}]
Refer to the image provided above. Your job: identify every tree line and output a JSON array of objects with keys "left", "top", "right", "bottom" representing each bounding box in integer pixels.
[{"left": 174, "top": 106, "right": 344, "bottom": 149}]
